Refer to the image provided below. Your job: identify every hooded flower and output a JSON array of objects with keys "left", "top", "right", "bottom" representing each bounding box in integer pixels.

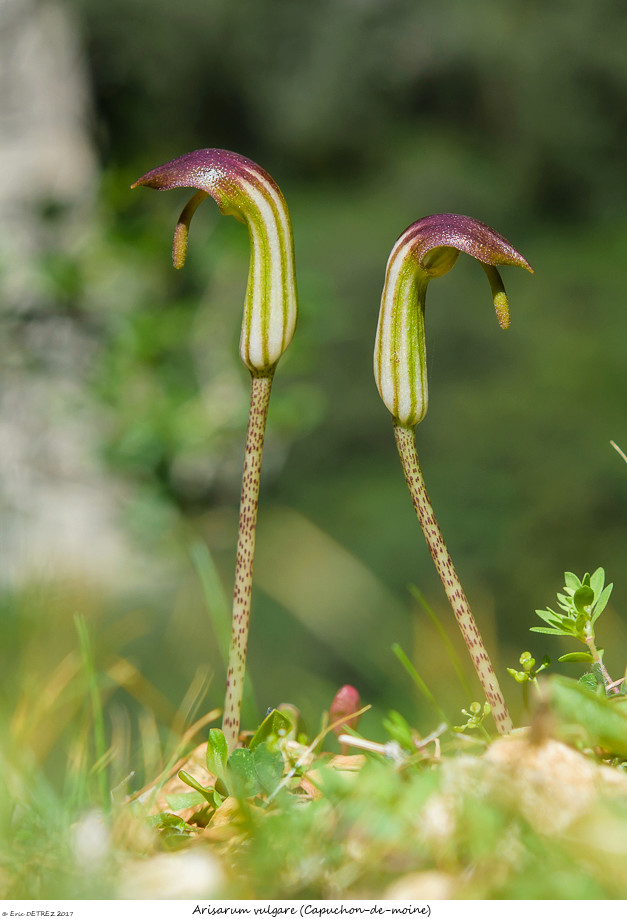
[
  {"left": 133, "top": 149, "right": 297, "bottom": 374},
  {"left": 374, "top": 213, "right": 532, "bottom": 427}
]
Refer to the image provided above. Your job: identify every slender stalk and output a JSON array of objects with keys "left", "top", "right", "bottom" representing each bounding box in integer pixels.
[
  {"left": 222, "top": 370, "right": 275, "bottom": 750},
  {"left": 393, "top": 422, "right": 513, "bottom": 733}
]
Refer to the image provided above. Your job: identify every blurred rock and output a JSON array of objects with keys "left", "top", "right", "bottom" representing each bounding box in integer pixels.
[
  {"left": 0, "top": 0, "right": 133, "bottom": 584},
  {"left": 418, "top": 733, "right": 627, "bottom": 850},
  {"left": 117, "top": 849, "right": 224, "bottom": 899},
  {"left": 484, "top": 733, "right": 627, "bottom": 832},
  {"left": 384, "top": 870, "right": 457, "bottom": 900},
  {"left": 0, "top": 0, "right": 95, "bottom": 293},
  {"left": 70, "top": 809, "right": 110, "bottom": 872}
]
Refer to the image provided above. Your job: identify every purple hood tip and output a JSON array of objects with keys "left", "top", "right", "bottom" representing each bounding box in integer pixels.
[
  {"left": 409, "top": 213, "right": 533, "bottom": 273},
  {"left": 131, "top": 148, "right": 280, "bottom": 195}
]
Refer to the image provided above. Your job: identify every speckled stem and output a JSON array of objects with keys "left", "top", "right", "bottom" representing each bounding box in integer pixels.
[
  {"left": 394, "top": 422, "right": 513, "bottom": 734},
  {"left": 222, "top": 370, "right": 275, "bottom": 750}
]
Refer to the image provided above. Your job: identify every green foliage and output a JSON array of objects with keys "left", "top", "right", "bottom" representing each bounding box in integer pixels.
[
  {"left": 531, "top": 568, "right": 612, "bottom": 646},
  {"left": 6, "top": 653, "right": 627, "bottom": 899},
  {"left": 228, "top": 743, "right": 284, "bottom": 798},
  {"left": 180, "top": 721, "right": 287, "bottom": 803},
  {"left": 530, "top": 569, "right": 615, "bottom": 695}
]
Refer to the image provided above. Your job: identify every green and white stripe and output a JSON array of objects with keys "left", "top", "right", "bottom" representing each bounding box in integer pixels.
[
  {"left": 374, "top": 230, "right": 441, "bottom": 427},
  {"left": 229, "top": 159, "right": 297, "bottom": 373}
]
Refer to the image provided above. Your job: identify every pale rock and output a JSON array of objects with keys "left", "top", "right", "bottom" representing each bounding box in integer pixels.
[
  {"left": 384, "top": 870, "right": 456, "bottom": 900},
  {"left": 117, "top": 849, "right": 224, "bottom": 899}
]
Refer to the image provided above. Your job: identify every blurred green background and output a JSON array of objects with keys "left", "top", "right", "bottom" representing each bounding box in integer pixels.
[{"left": 2, "top": 0, "right": 626, "bottom": 794}]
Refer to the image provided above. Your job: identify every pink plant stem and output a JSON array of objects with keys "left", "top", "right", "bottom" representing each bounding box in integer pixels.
[
  {"left": 394, "top": 422, "right": 513, "bottom": 734},
  {"left": 222, "top": 370, "right": 275, "bottom": 750}
]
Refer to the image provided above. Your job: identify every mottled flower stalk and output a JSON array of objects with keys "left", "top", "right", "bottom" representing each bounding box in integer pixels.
[
  {"left": 133, "top": 150, "right": 297, "bottom": 750},
  {"left": 374, "top": 214, "right": 532, "bottom": 733}
]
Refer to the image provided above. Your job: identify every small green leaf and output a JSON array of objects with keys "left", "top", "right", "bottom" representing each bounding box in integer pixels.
[
  {"left": 591, "top": 583, "right": 613, "bottom": 624},
  {"left": 578, "top": 673, "right": 599, "bottom": 692},
  {"left": 165, "top": 790, "right": 206, "bottom": 810},
  {"left": 252, "top": 742, "right": 284, "bottom": 795},
  {"left": 249, "top": 709, "right": 293, "bottom": 751},
  {"left": 530, "top": 626, "right": 567, "bottom": 635},
  {"left": 149, "top": 813, "right": 194, "bottom": 831},
  {"left": 589, "top": 567, "right": 605, "bottom": 596},
  {"left": 177, "top": 770, "right": 217, "bottom": 805},
  {"left": 534, "top": 608, "right": 564, "bottom": 627},
  {"left": 557, "top": 652, "right": 594, "bottom": 663},
  {"left": 206, "top": 728, "right": 229, "bottom": 779},
  {"left": 227, "top": 747, "right": 260, "bottom": 798},
  {"left": 574, "top": 585, "right": 595, "bottom": 613},
  {"left": 564, "top": 572, "right": 581, "bottom": 589},
  {"left": 148, "top": 812, "right": 196, "bottom": 849}
]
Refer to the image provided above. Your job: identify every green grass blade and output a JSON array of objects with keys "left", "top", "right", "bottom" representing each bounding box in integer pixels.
[
  {"left": 74, "top": 614, "right": 109, "bottom": 811},
  {"left": 409, "top": 584, "right": 473, "bottom": 702},
  {"left": 190, "top": 541, "right": 231, "bottom": 659},
  {"left": 392, "top": 642, "right": 450, "bottom": 725}
]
